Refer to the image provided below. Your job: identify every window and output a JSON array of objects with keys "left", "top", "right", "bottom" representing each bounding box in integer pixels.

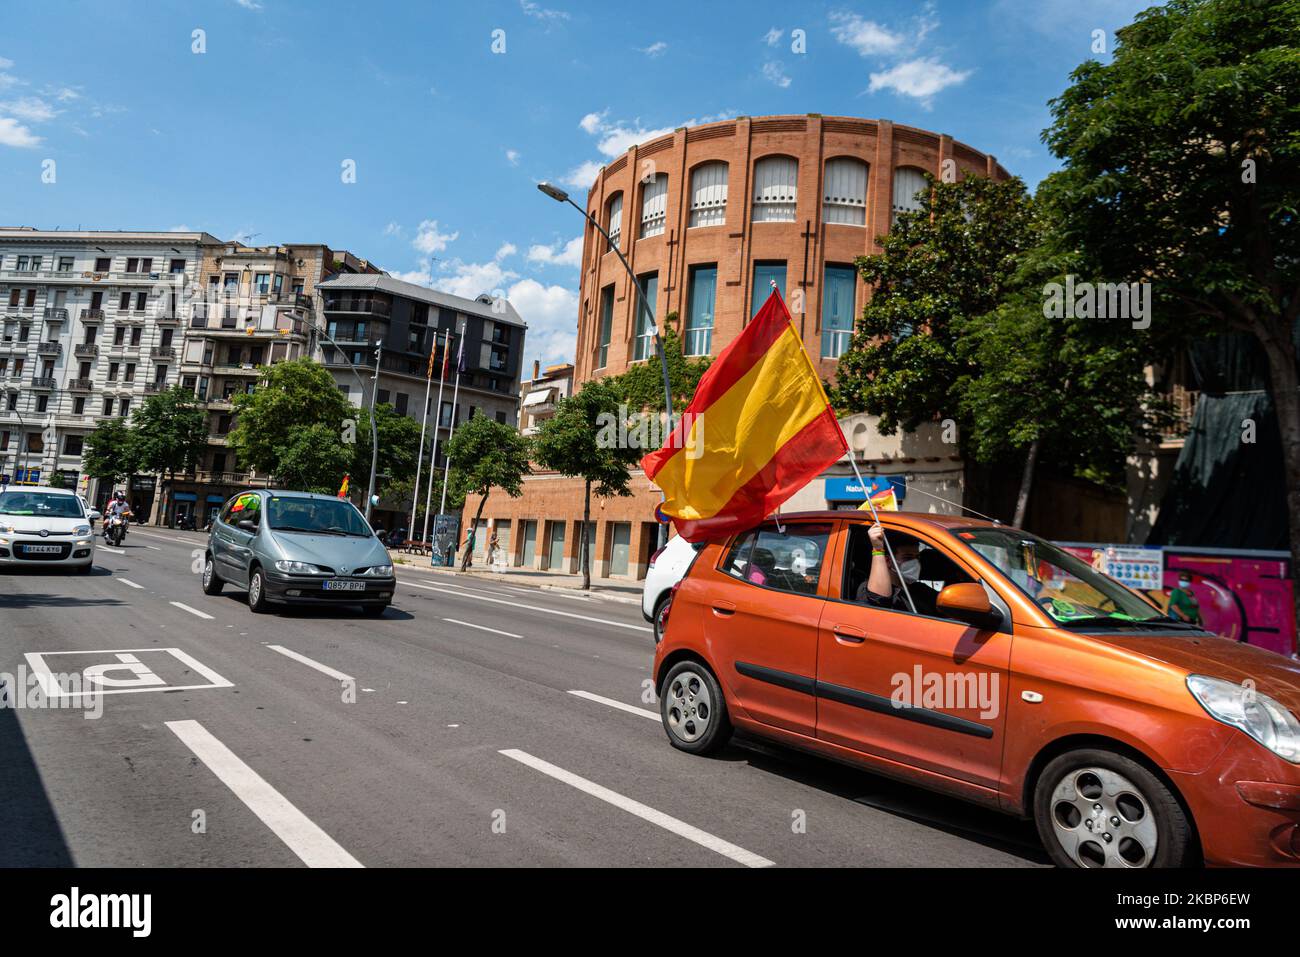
[
  {"left": 639, "top": 174, "right": 668, "bottom": 239},
  {"left": 57, "top": 256, "right": 74, "bottom": 272},
  {"left": 169, "top": 259, "right": 186, "bottom": 273},
  {"left": 36, "top": 395, "right": 48, "bottom": 413},
  {"left": 108, "top": 362, "right": 119, "bottom": 381},
  {"left": 597, "top": 285, "right": 615, "bottom": 369},
  {"left": 685, "top": 265, "right": 716, "bottom": 356},
  {"left": 135, "top": 292, "right": 148, "bottom": 311},
  {"left": 892, "top": 166, "right": 929, "bottom": 225},
  {"left": 721, "top": 523, "right": 831, "bottom": 596},
  {"left": 821, "top": 265, "right": 857, "bottom": 359},
  {"left": 124, "top": 363, "right": 136, "bottom": 383},
  {"left": 130, "top": 327, "right": 142, "bottom": 346},
  {"left": 377, "top": 389, "right": 390, "bottom": 405},
  {"left": 126, "top": 257, "right": 139, "bottom": 273},
  {"left": 119, "top": 398, "right": 131, "bottom": 417},
  {"left": 63, "top": 434, "right": 84, "bottom": 457},
  {"left": 94, "top": 257, "right": 111, "bottom": 272},
  {"left": 605, "top": 193, "right": 623, "bottom": 250},
  {"left": 752, "top": 156, "right": 799, "bottom": 223},
  {"left": 15, "top": 256, "right": 28, "bottom": 272},
  {"left": 102, "top": 396, "right": 115, "bottom": 416},
  {"left": 395, "top": 392, "right": 409, "bottom": 415},
  {"left": 633, "top": 272, "right": 658, "bottom": 362},
  {"left": 73, "top": 397, "right": 86, "bottom": 415},
  {"left": 689, "top": 162, "right": 728, "bottom": 228},
  {"left": 254, "top": 273, "right": 270, "bottom": 294},
  {"left": 823, "top": 157, "right": 868, "bottom": 225},
  {"left": 752, "top": 262, "right": 786, "bottom": 316},
  {"left": 140, "top": 258, "right": 153, "bottom": 273},
  {"left": 119, "top": 291, "right": 131, "bottom": 311}
]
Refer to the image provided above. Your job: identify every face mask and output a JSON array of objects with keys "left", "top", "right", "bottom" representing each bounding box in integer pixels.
[
  {"left": 1179, "top": 580, "right": 1191, "bottom": 589},
  {"left": 897, "top": 559, "right": 921, "bottom": 583}
]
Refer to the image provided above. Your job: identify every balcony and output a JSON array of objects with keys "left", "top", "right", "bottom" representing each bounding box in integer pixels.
[
  {"left": 74, "top": 343, "right": 99, "bottom": 358},
  {"left": 144, "top": 381, "right": 167, "bottom": 395},
  {"left": 193, "top": 469, "right": 248, "bottom": 485},
  {"left": 323, "top": 297, "right": 391, "bottom": 317},
  {"left": 43, "top": 307, "right": 69, "bottom": 322},
  {"left": 31, "top": 377, "right": 56, "bottom": 390},
  {"left": 207, "top": 434, "right": 229, "bottom": 446},
  {"left": 214, "top": 363, "right": 261, "bottom": 376},
  {"left": 68, "top": 378, "right": 93, "bottom": 392},
  {"left": 36, "top": 341, "right": 62, "bottom": 357},
  {"left": 81, "top": 309, "right": 105, "bottom": 323},
  {"left": 150, "top": 346, "right": 176, "bottom": 359}
]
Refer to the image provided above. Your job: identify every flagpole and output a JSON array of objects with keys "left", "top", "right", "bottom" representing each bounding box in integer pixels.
[
  {"left": 408, "top": 341, "right": 436, "bottom": 537},
  {"left": 421, "top": 328, "right": 449, "bottom": 544},
  {"left": 847, "top": 454, "right": 917, "bottom": 614},
  {"left": 437, "top": 325, "right": 465, "bottom": 518}
]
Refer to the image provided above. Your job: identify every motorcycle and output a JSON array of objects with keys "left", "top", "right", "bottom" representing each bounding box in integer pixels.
[{"left": 105, "top": 513, "right": 127, "bottom": 547}]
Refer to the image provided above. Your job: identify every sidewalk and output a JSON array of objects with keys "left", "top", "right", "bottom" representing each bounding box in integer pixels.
[{"left": 392, "top": 558, "right": 645, "bottom": 605}]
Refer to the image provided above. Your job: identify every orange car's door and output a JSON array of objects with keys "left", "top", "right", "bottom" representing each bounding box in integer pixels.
[
  {"left": 701, "top": 521, "right": 835, "bottom": 738},
  {"left": 815, "top": 523, "right": 1011, "bottom": 790}
]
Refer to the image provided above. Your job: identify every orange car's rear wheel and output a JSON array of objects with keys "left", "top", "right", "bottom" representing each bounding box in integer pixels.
[
  {"left": 1034, "top": 748, "right": 1195, "bottom": 868},
  {"left": 661, "top": 660, "right": 732, "bottom": 756}
]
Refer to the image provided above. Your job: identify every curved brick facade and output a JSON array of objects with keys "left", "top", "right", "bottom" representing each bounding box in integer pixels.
[{"left": 573, "top": 114, "right": 1009, "bottom": 387}]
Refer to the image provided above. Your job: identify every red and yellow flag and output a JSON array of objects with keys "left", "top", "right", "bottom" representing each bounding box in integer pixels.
[
  {"left": 337, "top": 474, "right": 350, "bottom": 499},
  {"left": 858, "top": 486, "right": 898, "bottom": 512},
  {"left": 641, "top": 290, "right": 847, "bottom": 542}
]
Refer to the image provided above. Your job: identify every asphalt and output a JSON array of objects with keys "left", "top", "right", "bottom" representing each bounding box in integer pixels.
[{"left": 0, "top": 527, "right": 1046, "bottom": 868}]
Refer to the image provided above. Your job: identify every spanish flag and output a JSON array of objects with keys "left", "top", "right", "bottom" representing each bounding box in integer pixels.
[
  {"left": 858, "top": 486, "right": 898, "bottom": 511},
  {"left": 337, "top": 474, "right": 350, "bottom": 499},
  {"left": 642, "top": 290, "right": 848, "bottom": 542}
]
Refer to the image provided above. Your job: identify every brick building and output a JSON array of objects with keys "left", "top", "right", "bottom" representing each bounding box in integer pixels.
[{"left": 462, "top": 114, "right": 1008, "bottom": 581}]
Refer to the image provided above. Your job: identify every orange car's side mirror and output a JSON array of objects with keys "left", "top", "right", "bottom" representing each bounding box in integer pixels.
[{"left": 936, "top": 582, "right": 1003, "bottom": 630}]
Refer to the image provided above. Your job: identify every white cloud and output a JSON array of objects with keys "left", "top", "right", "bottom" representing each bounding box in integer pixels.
[
  {"left": 505, "top": 148, "right": 521, "bottom": 166},
  {"left": 762, "top": 61, "right": 791, "bottom": 88},
  {"left": 868, "top": 57, "right": 972, "bottom": 105},
  {"left": 0, "top": 96, "right": 57, "bottom": 122},
  {"left": 520, "top": 0, "right": 569, "bottom": 22},
  {"left": 561, "top": 159, "right": 604, "bottom": 189},
  {"left": 383, "top": 221, "right": 403, "bottom": 237},
  {"left": 433, "top": 257, "right": 519, "bottom": 300},
  {"left": 413, "top": 219, "right": 459, "bottom": 255},
  {"left": 0, "top": 57, "right": 13, "bottom": 69},
  {"left": 234, "top": 0, "right": 264, "bottom": 10},
  {"left": 763, "top": 27, "right": 782, "bottom": 46},
  {"left": 639, "top": 41, "right": 668, "bottom": 57},
  {"left": 505, "top": 278, "right": 580, "bottom": 367},
  {"left": 0, "top": 116, "right": 40, "bottom": 148},
  {"left": 578, "top": 110, "right": 607, "bottom": 135},
  {"left": 830, "top": 12, "right": 906, "bottom": 56},
  {"left": 496, "top": 242, "right": 518, "bottom": 260},
  {"left": 526, "top": 236, "right": 583, "bottom": 269}
]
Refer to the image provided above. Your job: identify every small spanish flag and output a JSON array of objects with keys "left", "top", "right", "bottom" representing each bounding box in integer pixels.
[
  {"left": 641, "top": 289, "right": 848, "bottom": 542},
  {"left": 337, "top": 474, "right": 350, "bottom": 499},
  {"left": 858, "top": 486, "right": 898, "bottom": 512}
]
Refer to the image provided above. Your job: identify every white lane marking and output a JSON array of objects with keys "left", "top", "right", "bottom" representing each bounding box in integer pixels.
[
  {"left": 169, "top": 601, "right": 214, "bottom": 620},
  {"left": 568, "top": 689, "right": 659, "bottom": 721},
  {"left": 26, "top": 648, "right": 232, "bottom": 698},
  {"left": 143, "top": 545, "right": 162, "bottom": 550},
  {"left": 266, "top": 645, "right": 353, "bottom": 683},
  {"left": 550, "top": 591, "right": 592, "bottom": 602},
  {"left": 442, "top": 618, "right": 522, "bottom": 639},
  {"left": 403, "top": 582, "right": 650, "bottom": 634},
  {"left": 166, "top": 720, "right": 362, "bottom": 868},
  {"left": 98, "top": 545, "right": 125, "bottom": 555},
  {"left": 116, "top": 578, "right": 144, "bottom": 589},
  {"left": 499, "top": 749, "right": 774, "bottom": 868}
]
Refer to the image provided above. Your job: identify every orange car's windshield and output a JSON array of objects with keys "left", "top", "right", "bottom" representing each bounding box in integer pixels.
[{"left": 956, "top": 528, "right": 1168, "bottom": 627}]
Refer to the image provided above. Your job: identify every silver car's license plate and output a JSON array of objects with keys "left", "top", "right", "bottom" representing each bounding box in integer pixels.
[
  {"left": 323, "top": 580, "right": 365, "bottom": 591},
  {"left": 22, "top": 544, "right": 61, "bottom": 554}
]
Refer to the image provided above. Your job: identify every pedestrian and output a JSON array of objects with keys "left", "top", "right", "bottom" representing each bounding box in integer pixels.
[
  {"left": 460, "top": 528, "right": 476, "bottom": 570},
  {"left": 487, "top": 530, "right": 500, "bottom": 566},
  {"left": 1167, "top": 572, "right": 1202, "bottom": 625}
]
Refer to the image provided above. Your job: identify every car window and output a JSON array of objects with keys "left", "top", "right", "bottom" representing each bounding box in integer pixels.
[
  {"left": 0, "top": 491, "right": 84, "bottom": 518},
  {"left": 227, "top": 492, "right": 262, "bottom": 527},
  {"left": 266, "top": 496, "right": 372, "bottom": 536},
  {"left": 720, "top": 523, "right": 831, "bottom": 596}
]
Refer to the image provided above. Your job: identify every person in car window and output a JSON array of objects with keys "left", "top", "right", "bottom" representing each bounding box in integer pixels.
[{"left": 857, "top": 523, "right": 939, "bottom": 616}]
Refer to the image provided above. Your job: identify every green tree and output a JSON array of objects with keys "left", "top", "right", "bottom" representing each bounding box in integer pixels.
[
  {"left": 350, "top": 403, "right": 424, "bottom": 487},
  {"left": 48, "top": 471, "right": 66, "bottom": 489},
  {"left": 445, "top": 413, "right": 531, "bottom": 570},
  {"left": 227, "top": 359, "right": 353, "bottom": 488},
  {"left": 131, "top": 386, "right": 208, "bottom": 480},
  {"left": 81, "top": 418, "right": 138, "bottom": 484},
  {"left": 1042, "top": 0, "right": 1300, "bottom": 636},
  {"left": 604, "top": 323, "right": 712, "bottom": 415},
  {"left": 532, "top": 380, "right": 643, "bottom": 589}
]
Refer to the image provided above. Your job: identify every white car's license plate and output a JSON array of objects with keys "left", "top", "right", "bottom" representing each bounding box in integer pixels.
[
  {"left": 323, "top": 580, "right": 365, "bottom": 591},
  {"left": 22, "top": 544, "right": 61, "bottom": 554}
]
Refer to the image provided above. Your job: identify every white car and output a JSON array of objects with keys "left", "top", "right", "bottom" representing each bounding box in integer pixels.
[
  {"left": 0, "top": 486, "right": 98, "bottom": 573},
  {"left": 642, "top": 533, "right": 704, "bottom": 642}
]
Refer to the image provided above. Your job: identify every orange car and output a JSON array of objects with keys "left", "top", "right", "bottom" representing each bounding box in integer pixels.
[{"left": 652, "top": 511, "right": 1300, "bottom": 867}]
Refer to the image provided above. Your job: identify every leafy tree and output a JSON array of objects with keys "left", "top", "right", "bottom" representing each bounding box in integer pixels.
[
  {"left": 1042, "top": 0, "right": 1300, "bottom": 636},
  {"left": 445, "top": 413, "right": 531, "bottom": 570},
  {"left": 48, "top": 471, "right": 66, "bottom": 489},
  {"left": 532, "top": 380, "right": 643, "bottom": 589},
  {"left": 350, "top": 403, "right": 424, "bottom": 486},
  {"left": 81, "top": 418, "right": 137, "bottom": 484},
  {"left": 227, "top": 359, "right": 352, "bottom": 488},
  {"left": 131, "top": 386, "right": 208, "bottom": 480}
]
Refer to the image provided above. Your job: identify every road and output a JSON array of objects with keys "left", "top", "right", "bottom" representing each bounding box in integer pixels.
[{"left": 0, "top": 527, "right": 1046, "bottom": 868}]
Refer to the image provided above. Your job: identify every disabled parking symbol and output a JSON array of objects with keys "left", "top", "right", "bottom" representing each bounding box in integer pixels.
[
  {"left": 24, "top": 648, "right": 234, "bottom": 699},
  {"left": 83, "top": 653, "right": 168, "bottom": 689}
]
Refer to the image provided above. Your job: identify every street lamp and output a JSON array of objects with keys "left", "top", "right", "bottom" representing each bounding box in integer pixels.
[
  {"left": 536, "top": 182, "right": 674, "bottom": 422},
  {"left": 313, "top": 325, "right": 382, "bottom": 521}
]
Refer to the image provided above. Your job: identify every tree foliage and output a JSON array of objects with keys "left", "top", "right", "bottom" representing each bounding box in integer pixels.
[
  {"left": 81, "top": 418, "right": 137, "bottom": 482},
  {"left": 604, "top": 323, "right": 712, "bottom": 414},
  {"left": 130, "top": 386, "right": 209, "bottom": 478}
]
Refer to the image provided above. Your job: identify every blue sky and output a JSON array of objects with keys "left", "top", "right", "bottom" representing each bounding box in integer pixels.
[{"left": 1, "top": 0, "right": 1152, "bottom": 369}]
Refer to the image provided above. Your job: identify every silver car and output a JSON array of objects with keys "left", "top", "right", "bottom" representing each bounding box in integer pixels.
[{"left": 201, "top": 489, "right": 396, "bottom": 616}]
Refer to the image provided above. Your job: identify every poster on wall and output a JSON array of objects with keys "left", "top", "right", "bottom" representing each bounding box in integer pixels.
[{"left": 1078, "top": 544, "right": 1165, "bottom": 590}]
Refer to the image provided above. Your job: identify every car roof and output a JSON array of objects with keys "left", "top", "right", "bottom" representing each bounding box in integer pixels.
[
  {"left": 764, "top": 510, "right": 1007, "bottom": 533},
  {"left": 3, "top": 486, "right": 78, "bottom": 496},
  {"left": 232, "top": 489, "right": 348, "bottom": 502}
]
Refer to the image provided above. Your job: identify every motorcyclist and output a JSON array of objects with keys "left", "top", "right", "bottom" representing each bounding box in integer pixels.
[{"left": 104, "top": 491, "right": 132, "bottom": 542}]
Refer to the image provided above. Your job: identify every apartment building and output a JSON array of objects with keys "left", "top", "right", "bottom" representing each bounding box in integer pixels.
[
  {"left": 0, "top": 229, "right": 219, "bottom": 513},
  {"left": 519, "top": 361, "right": 574, "bottom": 435}
]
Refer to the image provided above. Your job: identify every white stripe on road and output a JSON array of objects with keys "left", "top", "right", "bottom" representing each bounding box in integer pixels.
[
  {"left": 266, "top": 645, "right": 354, "bottom": 683},
  {"left": 568, "top": 689, "right": 659, "bottom": 721},
  {"left": 169, "top": 601, "right": 214, "bottom": 620},
  {"left": 499, "top": 749, "right": 774, "bottom": 868},
  {"left": 98, "top": 545, "right": 125, "bottom": 555},
  {"left": 166, "top": 720, "right": 362, "bottom": 868},
  {"left": 403, "top": 581, "right": 650, "bottom": 633},
  {"left": 116, "top": 578, "right": 144, "bottom": 589},
  {"left": 442, "top": 618, "right": 522, "bottom": 639}
]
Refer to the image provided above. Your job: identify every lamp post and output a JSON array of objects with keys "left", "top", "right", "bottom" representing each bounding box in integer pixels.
[
  {"left": 313, "top": 325, "right": 381, "bottom": 521},
  {"left": 536, "top": 182, "right": 674, "bottom": 422}
]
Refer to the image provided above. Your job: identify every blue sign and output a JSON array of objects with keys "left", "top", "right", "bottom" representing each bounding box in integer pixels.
[{"left": 824, "top": 475, "right": 906, "bottom": 503}]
